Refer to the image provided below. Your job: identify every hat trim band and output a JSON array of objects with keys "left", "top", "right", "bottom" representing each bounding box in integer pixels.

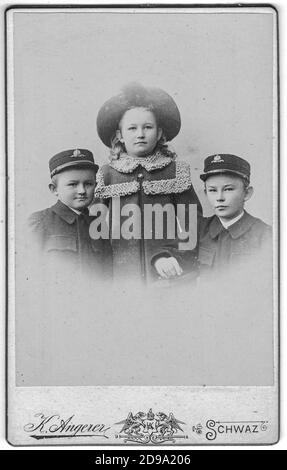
[{"left": 51, "top": 160, "right": 97, "bottom": 176}]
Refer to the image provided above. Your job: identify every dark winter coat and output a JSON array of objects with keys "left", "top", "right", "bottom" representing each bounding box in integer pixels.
[
  {"left": 94, "top": 155, "right": 202, "bottom": 282},
  {"left": 198, "top": 211, "right": 272, "bottom": 275},
  {"left": 28, "top": 200, "right": 112, "bottom": 280}
]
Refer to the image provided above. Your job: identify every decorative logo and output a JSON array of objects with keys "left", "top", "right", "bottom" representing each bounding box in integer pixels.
[
  {"left": 72, "top": 148, "right": 85, "bottom": 158},
  {"left": 211, "top": 155, "right": 224, "bottom": 163},
  {"left": 115, "top": 409, "right": 188, "bottom": 444}
]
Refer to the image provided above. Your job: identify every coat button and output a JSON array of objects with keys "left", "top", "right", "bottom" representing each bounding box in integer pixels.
[{"left": 137, "top": 173, "right": 144, "bottom": 180}]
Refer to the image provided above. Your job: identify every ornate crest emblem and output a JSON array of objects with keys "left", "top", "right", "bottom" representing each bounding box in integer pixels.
[
  {"left": 211, "top": 155, "right": 224, "bottom": 163},
  {"left": 115, "top": 408, "right": 188, "bottom": 444},
  {"left": 72, "top": 148, "right": 84, "bottom": 158}
]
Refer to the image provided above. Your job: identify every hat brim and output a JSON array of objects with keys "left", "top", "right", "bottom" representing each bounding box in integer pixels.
[
  {"left": 51, "top": 161, "right": 99, "bottom": 177},
  {"left": 200, "top": 169, "right": 250, "bottom": 182}
]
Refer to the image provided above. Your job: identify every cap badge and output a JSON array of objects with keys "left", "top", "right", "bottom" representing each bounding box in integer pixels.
[
  {"left": 72, "top": 149, "right": 84, "bottom": 158},
  {"left": 211, "top": 155, "right": 224, "bottom": 163}
]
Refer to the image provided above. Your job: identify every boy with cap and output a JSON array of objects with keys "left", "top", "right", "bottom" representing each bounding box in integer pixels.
[
  {"left": 29, "top": 148, "right": 112, "bottom": 278},
  {"left": 198, "top": 154, "right": 272, "bottom": 273}
]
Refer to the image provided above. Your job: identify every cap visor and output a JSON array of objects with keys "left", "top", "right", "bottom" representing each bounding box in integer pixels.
[{"left": 51, "top": 161, "right": 98, "bottom": 176}]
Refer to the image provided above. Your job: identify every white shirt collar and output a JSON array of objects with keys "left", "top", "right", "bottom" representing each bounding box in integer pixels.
[
  {"left": 219, "top": 211, "right": 244, "bottom": 229},
  {"left": 67, "top": 206, "right": 82, "bottom": 215}
]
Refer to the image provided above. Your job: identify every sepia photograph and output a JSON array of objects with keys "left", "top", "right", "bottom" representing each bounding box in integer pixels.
[{"left": 6, "top": 4, "right": 279, "bottom": 446}]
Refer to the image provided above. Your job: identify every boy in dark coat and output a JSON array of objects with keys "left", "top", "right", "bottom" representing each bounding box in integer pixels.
[
  {"left": 28, "top": 148, "right": 112, "bottom": 279},
  {"left": 198, "top": 154, "right": 272, "bottom": 274}
]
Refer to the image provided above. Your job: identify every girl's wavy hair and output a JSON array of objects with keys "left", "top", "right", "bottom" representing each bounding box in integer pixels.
[{"left": 109, "top": 106, "right": 174, "bottom": 161}]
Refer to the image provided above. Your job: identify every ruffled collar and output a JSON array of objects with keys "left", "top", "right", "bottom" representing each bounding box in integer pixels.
[{"left": 109, "top": 150, "right": 177, "bottom": 174}]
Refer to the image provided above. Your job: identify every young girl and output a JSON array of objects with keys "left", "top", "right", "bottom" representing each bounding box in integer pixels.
[{"left": 95, "top": 83, "right": 202, "bottom": 282}]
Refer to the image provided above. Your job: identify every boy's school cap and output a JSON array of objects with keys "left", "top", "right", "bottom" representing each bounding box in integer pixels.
[
  {"left": 49, "top": 149, "right": 99, "bottom": 177},
  {"left": 200, "top": 154, "right": 251, "bottom": 182},
  {"left": 97, "top": 82, "right": 181, "bottom": 147}
]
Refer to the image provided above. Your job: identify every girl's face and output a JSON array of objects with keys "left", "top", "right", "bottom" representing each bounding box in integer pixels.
[
  {"left": 205, "top": 174, "right": 253, "bottom": 221},
  {"left": 116, "top": 107, "right": 162, "bottom": 158}
]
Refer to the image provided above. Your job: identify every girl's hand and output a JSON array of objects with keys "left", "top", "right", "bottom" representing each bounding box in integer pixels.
[{"left": 154, "top": 257, "right": 183, "bottom": 279}]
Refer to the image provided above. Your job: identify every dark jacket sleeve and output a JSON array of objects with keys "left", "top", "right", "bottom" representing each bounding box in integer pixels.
[
  {"left": 173, "top": 184, "right": 202, "bottom": 272},
  {"left": 150, "top": 183, "right": 203, "bottom": 274},
  {"left": 27, "top": 210, "right": 48, "bottom": 249}
]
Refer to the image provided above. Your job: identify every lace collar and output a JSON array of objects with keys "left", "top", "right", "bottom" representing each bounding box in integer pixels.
[
  {"left": 109, "top": 150, "right": 176, "bottom": 173},
  {"left": 95, "top": 161, "right": 192, "bottom": 199}
]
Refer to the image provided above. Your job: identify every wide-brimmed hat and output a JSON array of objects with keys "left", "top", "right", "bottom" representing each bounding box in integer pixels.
[
  {"left": 200, "top": 154, "right": 251, "bottom": 182},
  {"left": 96, "top": 82, "right": 181, "bottom": 148}
]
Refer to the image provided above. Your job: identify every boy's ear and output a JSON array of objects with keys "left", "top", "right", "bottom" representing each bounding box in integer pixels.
[
  {"left": 116, "top": 129, "right": 124, "bottom": 143},
  {"left": 157, "top": 127, "right": 163, "bottom": 142},
  {"left": 244, "top": 185, "right": 254, "bottom": 202},
  {"left": 49, "top": 182, "right": 58, "bottom": 196}
]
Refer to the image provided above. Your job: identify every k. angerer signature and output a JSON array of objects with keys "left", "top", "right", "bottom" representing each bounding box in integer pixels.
[{"left": 24, "top": 413, "right": 111, "bottom": 440}]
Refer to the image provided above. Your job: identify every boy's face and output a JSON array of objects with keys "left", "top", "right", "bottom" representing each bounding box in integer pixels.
[
  {"left": 117, "top": 107, "right": 162, "bottom": 158},
  {"left": 50, "top": 168, "right": 96, "bottom": 210},
  {"left": 205, "top": 173, "right": 253, "bottom": 221}
]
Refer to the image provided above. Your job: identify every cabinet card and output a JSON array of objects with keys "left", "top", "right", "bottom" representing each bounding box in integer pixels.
[{"left": 6, "top": 4, "right": 279, "bottom": 446}]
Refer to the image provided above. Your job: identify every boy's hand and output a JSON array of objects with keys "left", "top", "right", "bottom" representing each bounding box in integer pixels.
[{"left": 154, "top": 257, "right": 183, "bottom": 279}]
